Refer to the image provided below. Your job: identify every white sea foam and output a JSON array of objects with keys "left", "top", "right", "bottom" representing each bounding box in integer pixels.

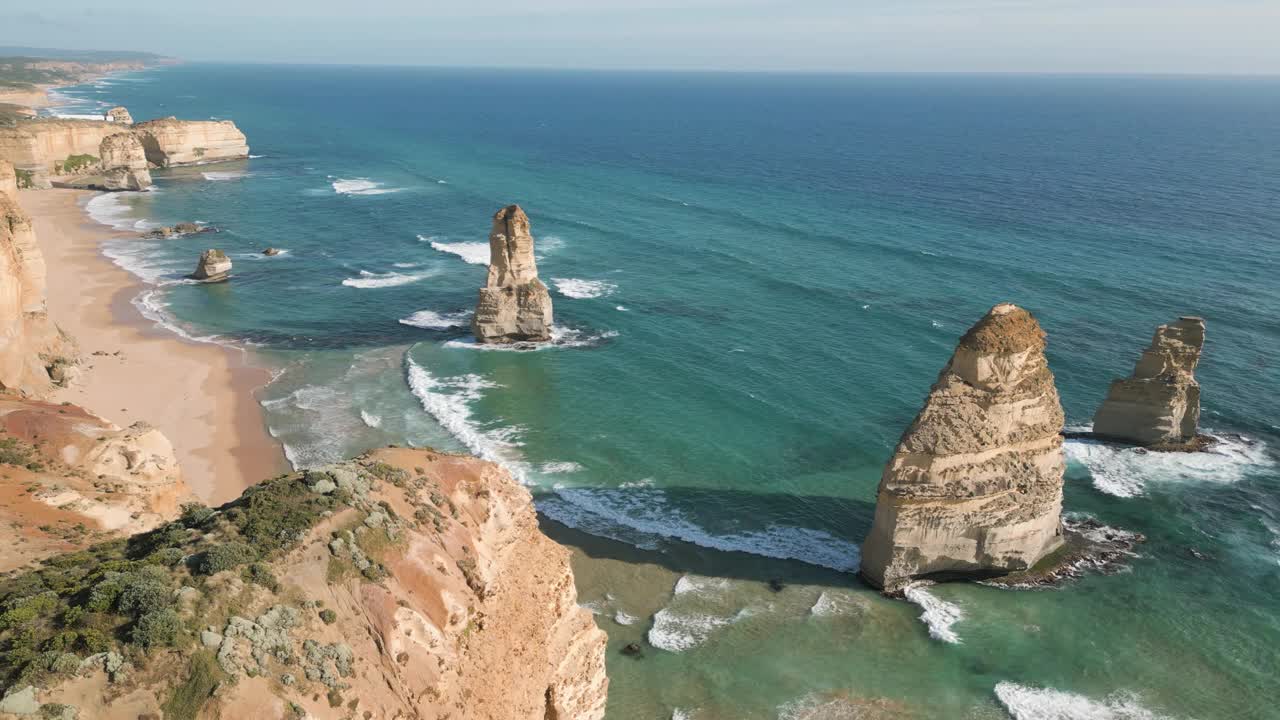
[
  {"left": 342, "top": 269, "right": 436, "bottom": 289},
  {"left": 131, "top": 288, "right": 222, "bottom": 345},
  {"left": 202, "top": 171, "right": 247, "bottom": 181},
  {"left": 616, "top": 305, "right": 629, "bottom": 312},
  {"left": 539, "top": 461, "right": 584, "bottom": 474},
  {"left": 86, "top": 192, "right": 145, "bottom": 231},
  {"left": 392, "top": 262, "right": 419, "bottom": 268},
  {"left": 553, "top": 278, "right": 617, "bottom": 299},
  {"left": 613, "top": 610, "right": 638, "bottom": 626},
  {"left": 994, "top": 682, "right": 1173, "bottom": 720},
  {"left": 331, "top": 178, "right": 401, "bottom": 195},
  {"left": 671, "top": 710, "right": 694, "bottom": 720},
  {"left": 1065, "top": 430, "right": 1274, "bottom": 498},
  {"left": 405, "top": 356, "right": 526, "bottom": 478},
  {"left": 648, "top": 608, "right": 732, "bottom": 652},
  {"left": 399, "top": 309, "right": 473, "bottom": 329},
  {"left": 51, "top": 112, "right": 105, "bottom": 120},
  {"left": 808, "top": 591, "right": 863, "bottom": 618},
  {"left": 360, "top": 410, "right": 382, "bottom": 428},
  {"left": 443, "top": 326, "right": 618, "bottom": 352},
  {"left": 263, "top": 384, "right": 356, "bottom": 469},
  {"left": 538, "top": 485, "right": 862, "bottom": 572},
  {"left": 423, "top": 236, "right": 489, "bottom": 265},
  {"left": 903, "top": 582, "right": 963, "bottom": 644}
]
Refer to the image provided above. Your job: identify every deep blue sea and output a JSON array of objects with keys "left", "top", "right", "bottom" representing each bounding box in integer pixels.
[{"left": 52, "top": 65, "right": 1280, "bottom": 719}]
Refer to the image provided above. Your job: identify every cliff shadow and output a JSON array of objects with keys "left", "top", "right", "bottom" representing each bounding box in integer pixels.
[{"left": 535, "top": 486, "right": 877, "bottom": 592}]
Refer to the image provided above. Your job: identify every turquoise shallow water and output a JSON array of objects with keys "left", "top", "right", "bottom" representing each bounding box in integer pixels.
[{"left": 52, "top": 66, "right": 1280, "bottom": 718}]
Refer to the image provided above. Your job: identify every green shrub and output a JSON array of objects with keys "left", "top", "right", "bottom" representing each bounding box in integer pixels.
[
  {"left": 161, "top": 651, "right": 223, "bottom": 720},
  {"left": 243, "top": 563, "right": 279, "bottom": 593},
  {"left": 116, "top": 567, "right": 172, "bottom": 617},
  {"left": 231, "top": 476, "right": 333, "bottom": 551},
  {"left": 131, "top": 608, "right": 181, "bottom": 648},
  {"left": 319, "top": 609, "right": 337, "bottom": 625},
  {"left": 13, "top": 168, "right": 33, "bottom": 189},
  {"left": 180, "top": 503, "right": 215, "bottom": 528},
  {"left": 57, "top": 154, "right": 98, "bottom": 174},
  {"left": 192, "top": 542, "right": 257, "bottom": 576},
  {"left": 0, "top": 436, "right": 37, "bottom": 468},
  {"left": 147, "top": 547, "right": 186, "bottom": 567}
]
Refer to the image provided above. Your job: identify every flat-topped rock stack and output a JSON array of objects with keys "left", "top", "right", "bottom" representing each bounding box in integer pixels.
[
  {"left": 98, "top": 131, "right": 152, "bottom": 191},
  {"left": 860, "top": 303, "right": 1067, "bottom": 593},
  {"left": 1092, "top": 317, "right": 1207, "bottom": 449},
  {"left": 189, "top": 248, "right": 232, "bottom": 282},
  {"left": 472, "top": 204, "right": 554, "bottom": 343},
  {"left": 104, "top": 106, "right": 134, "bottom": 124},
  {"left": 132, "top": 117, "right": 250, "bottom": 167}
]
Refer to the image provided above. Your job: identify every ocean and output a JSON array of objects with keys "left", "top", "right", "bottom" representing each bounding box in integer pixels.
[{"left": 52, "top": 65, "right": 1280, "bottom": 719}]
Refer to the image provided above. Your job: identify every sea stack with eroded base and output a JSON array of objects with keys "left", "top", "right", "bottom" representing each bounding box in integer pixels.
[
  {"left": 1091, "top": 317, "right": 1206, "bottom": 449},
  {"left": 860, "top": 303, "right": 1066, "bottom": 593},
  {"left": 472, "top": 204, "right": 554, "bottom": 343},
  {"left": 190, "top": 249, "right": 232, "bottom": 281}
]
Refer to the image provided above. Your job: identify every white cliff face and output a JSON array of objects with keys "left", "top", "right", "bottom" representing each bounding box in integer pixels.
[
  {"left": 472, "top": 205, "right": 554, "bottom": 343},
  {"left": 860, "top": 303, "right": 1066, "bottom": 593},
  {"left": 0, "top": 169, "right": 75, "bottom": 396},
  {"left": 0, "top": 160, "right": 15, "bottom": 197},
  {"left": 98, "top": 132, "right": 152, "bottom": 191},
  {"left": 1092, "top": 317, "right": 1205, "bottom": 447},
  {"left": 132, "top": 117, "right": 250, "bottom": 167}
]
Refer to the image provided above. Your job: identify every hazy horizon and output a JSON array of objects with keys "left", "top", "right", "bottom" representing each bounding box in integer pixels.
[{"left": 10, "top": 1, "right": 1280, "bottom": 75}]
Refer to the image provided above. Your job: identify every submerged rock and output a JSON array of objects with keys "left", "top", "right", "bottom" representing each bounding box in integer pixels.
[
  {"left": 262, "top": 247, "right": 281, "bottom": 256},
  {"left": 471, "top": 204, "right": 554, "bottom": 343},
  {"left": 860, "top": 303, "right": 1066, "bottom": 593},
  {"left": 189, "top": 249, "right": 232, "bottom": 281},
  {"left": 1091, "top": 316, "right": 1206, "bottom": 449}
]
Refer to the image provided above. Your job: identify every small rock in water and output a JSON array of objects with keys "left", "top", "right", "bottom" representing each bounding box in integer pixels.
[
  {"left": 1187, "top": 547, "right": 1208, "bottom": 561},
  {"left": 262, "top": 247, "right": 281, "bottom": 256},
  {"left": 767, "top": 579, "right": 785, "bottom": 593},
  {"left": 620, "top": 643, "right": 643, "bottom": 658}
]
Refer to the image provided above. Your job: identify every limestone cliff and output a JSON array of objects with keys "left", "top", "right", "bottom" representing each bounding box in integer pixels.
[
  {"left": 1091, "top": 317, "right": 1206, "bottom": 448},
  {"left": 104, "top": 106, "right": 133, "bottom": 125},
  {"left": 0, "top": 397, "right": 189, "bottom": 572},
  {"left": 0, "top": 160, "right": 14, "bottom": 197},
  {"left": 97, "top": 132, "right": 151, "bottom": 191},
  {"left": 0, "top": 119, "right": 121, "bottom": 186},
  {"left": 190, "top": 249, "right": 232, "bottom": 281},
  {"left": 472, "top": 205, "right": 554, "bottom": 343},
  {"left": 0, "top": 178, "right": 75, "bottom": 396},
  {"left": 860, "top": 303, "right": 1066, "bottom": 593},
  {"left": 0, "top": 448, "right": 609, "bottom": 719},
  {"left": 132, "top": 117, "right": 249, "bottom": 167}
]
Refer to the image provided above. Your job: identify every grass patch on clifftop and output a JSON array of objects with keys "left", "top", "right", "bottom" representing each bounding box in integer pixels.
[
  {"left": 0, "top": 470, "right": 342, "bottom": 693},
  {"left": 161, "top": 651, "right": 224, "bottom": 720}
]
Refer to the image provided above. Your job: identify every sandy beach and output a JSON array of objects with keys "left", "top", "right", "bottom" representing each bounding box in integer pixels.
[{"left": 20, "top": 188, "right": 287, "bottom": 505}]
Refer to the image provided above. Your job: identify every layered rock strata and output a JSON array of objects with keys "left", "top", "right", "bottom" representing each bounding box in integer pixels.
[
  {"left": 1091, "top": 317, "right": 1206, "bottom": 447},
  {"left": 97, "top": 132, "right": 151, "bottom": 191},
  {"left": 132, "top": 117, "right": 250, "bottom": 166},
  {"left": 860, "top": 303, "right": 1066, "bottom": 593},
  {"left": 0, "top": 159, "right": 15, "bottom": 196},
  {"left": 104, "top": 106, "right": 133, "bottom": 124},
  {"left": 1, "top": 448, "right": 609, "bottom": 719},
  {"left": 472, "top": 204, "right": 554, "bottom": 343},
  {"left": 190, "top": 249, "right": 232, "bottom": 281},
  {"left": 0, "top": 170, "right": 75, "bottom": 395}
]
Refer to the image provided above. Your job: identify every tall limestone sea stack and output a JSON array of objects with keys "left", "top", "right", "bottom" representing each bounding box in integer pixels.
[
  {"left": 472, "top": 204, "right": 554, "bottom": 343},
  {"left": 1092, "top": 317, "right": 1206, "bottom": 448},
  {"left": 98, "top": 131, "right": 152, "bottom": 191},
  {"left": 861, "top": 303, "right": 1066, "bottom": 593}
]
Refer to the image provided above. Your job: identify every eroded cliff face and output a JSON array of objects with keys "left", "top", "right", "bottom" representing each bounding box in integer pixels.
[
  {"left": 97, "top": 132, "right": 152, "bottom": 191},
  {"left": 132, "top": 117, "right": 250, "bottom": 167},
  {"left": 0, "top": 178, "right": 75, "bottom": 396},
  {"left": 0, "top": 120, "right": 121, "bottom": 184},
  {"left": 860, "top": 303, "right": 1066, "bottom": 593},
  {"left": 1092, "top": 317, "right": 1205, "bottom": 447},
  {"left": 472, "top": 205, "right": 554, "bottom": 343},
  {"left": 0, "top": 398, "right": 189, "bottom": 572},
  {"left": 0, "top": 160, "right": 15, "bottom": 197},
  {"left": 0, "top": 448, "right": 608, "bottom": 719}
]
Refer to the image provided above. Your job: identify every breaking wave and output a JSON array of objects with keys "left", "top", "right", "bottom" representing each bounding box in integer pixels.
[
  {"left": 553, "top": 278, "right": 617, "bottom": 299},
  {"left": 443, "top": 326, "right": 618, "bottom": 352},
  {"left": 398, "top": 309, "right": 474, "bottom": 329},
  {"left": 1065, "top": 429, "right": 1273, "bottom": 498},
  {"left": 331, "top": 177, "right": 401, "bottom": 195},
  {"left": 902, "top": 582, "right": 964, "bottom": 644},
  {"left": 994, "top": 682, "right": 1174, "bottom": 720},
  {"left": 342, "top": 269, "right": 436, "bottom": 289},
  {"left": 405, "top": 355, "right": 526, "bottom": 477},
  {"left": 422, "top": 236, "right": 489, "bottom": 265}
]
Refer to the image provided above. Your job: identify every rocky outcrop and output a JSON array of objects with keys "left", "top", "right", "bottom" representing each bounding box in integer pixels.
[
  {"left": 0, "top": 119, "right": 122, "bottom": 185},
  {"left": 0, "top": 397, "right": 189, "bottom": 572},
  {"left": 97, "top": 132, "right": 151, "bottom": 191},
  {"left": 472, "top": 205, "right": 554, "bottom": 343},
  {"left": 0, "top": 175, "right": 75, "bottom": 396},
  {"left": 860, "top": 303, "right": 1066, "bottom": 593},
  {"left": 104, "top": 106, "right": 133, "bottom": 124},
  {"left": 189, "top": 249, "right": 232, "bottom": 281},
  {"left": 0, "top": 159, "right": 15, "bottom": 197},
  {"left": 3, "top": 448, "right": 609, "bottom": 719},
  {"left": 1091, "top": 317, "right": 1206, "bottom": 448},
  {"left": 132, "top": 117, "right": 249, "bottom": 166}
]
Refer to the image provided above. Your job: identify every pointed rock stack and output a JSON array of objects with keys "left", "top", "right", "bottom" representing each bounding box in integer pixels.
[
  {"left": 1092, "top": 317, "right": 1206, "bottom": 448},
  {"left": 860, "top": 303, "right": 1066, "bottom": 593},
  {"left": 471, "top": 204, "right": 554, "bottom": 343}
]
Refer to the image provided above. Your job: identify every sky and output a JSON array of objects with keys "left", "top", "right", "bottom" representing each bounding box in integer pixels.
[{"left": 9, "top": 0, "right": 1280, "bottom": 74}]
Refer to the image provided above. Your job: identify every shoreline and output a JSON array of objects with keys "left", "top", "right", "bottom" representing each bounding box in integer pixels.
[{"left": 21, "top": 188, "right": 288, "bottom": 505}]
